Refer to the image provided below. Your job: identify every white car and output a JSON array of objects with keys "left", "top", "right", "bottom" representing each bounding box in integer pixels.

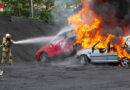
[
  {"left": 77, "top": 40, "right": 130, "bottom": 67},
  {"left": 125, "top": 36, "right": 130, "bottom": 52}
]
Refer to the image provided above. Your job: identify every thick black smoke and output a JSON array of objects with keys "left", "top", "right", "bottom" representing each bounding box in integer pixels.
[
  {"left": 88, "top": 0, "right": 130, "bottom": 44},
  {"left": 90, "top": 0, "right": 129, "bottom": 21}
]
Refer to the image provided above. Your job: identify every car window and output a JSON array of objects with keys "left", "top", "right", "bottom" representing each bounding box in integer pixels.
[
  {"left": 51, "top": 38, "right": 63, "bottom": 44},
  {"left": 93, "top": 49, "right": 100, "bottom": 54},
  {"left": 66, "top": 36, "right": 76, "bottom": 45},
  {"left": 99, "top": 48, "right": 107, "bottom": 54}
]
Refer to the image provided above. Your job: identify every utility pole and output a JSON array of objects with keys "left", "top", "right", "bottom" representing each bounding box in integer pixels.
[
  {"left": 30, "top": 0, "right": 33, "bottom": 18},
  {"left": 76, "top": 0, "right": 79, "bottom": 8}
]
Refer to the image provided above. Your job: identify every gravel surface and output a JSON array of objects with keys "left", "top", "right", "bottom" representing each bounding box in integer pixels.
[{"left": 0, "top": 62, "right": 130, "bottom": 90}]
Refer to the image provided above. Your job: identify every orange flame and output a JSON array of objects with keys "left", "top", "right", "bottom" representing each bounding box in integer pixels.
[{"left": 68, "top": 0, "right": 130, "bottom": 59}]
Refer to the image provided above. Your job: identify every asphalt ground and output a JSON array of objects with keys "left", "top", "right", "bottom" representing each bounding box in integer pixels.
[{"left": 0, "top": 60, "right": 130, "bottom": 90}]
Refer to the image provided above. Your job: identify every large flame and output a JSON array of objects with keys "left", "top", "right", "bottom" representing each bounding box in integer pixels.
[{"left": 68, "top": 0, "right": 130, "bottom": 59}]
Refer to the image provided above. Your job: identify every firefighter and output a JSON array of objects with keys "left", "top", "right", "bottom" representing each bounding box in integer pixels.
[{"left": 1, "top": 33, "right": 14, "bottom": 64}]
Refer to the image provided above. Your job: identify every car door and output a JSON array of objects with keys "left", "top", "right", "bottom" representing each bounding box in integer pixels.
[
  {"left": 90, "top": 49, "right": 108, "bottom": 62},
  {"left": 55, "top": 40, "right": 71, "bottom": 53},
  {"left": 107, "top": 52, "right": 118, "bottom": 62},
  {"left": 47, "top": 44, "right": 57, "bottom": 56},
  {"left": 54, "top": 43, "right": 62, "bottom": 54}
]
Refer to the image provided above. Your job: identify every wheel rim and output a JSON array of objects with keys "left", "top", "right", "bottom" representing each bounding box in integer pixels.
[
  {"left": 40, "top": 53, "right": 47, "bottom": 62},
  {"left": 80, "top": 56, "right": 86, "bottom": 65},
  {"left": 41, "top": 55, "right": 46, "bottom": 62},
  {"left": 121, "top": 58, "right": 129, "bottom": 67}
]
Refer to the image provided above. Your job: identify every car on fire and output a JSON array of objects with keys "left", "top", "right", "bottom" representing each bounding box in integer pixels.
[
  {"left": 36, "top": 30, "right": 79, "bottom": 62},
  {"left": 76, "top": 37, "right": 130, "bottom": 67}
]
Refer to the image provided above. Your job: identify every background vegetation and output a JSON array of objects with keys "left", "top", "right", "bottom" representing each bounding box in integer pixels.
[{"left": 0, "top": 0, "right": 81, "bottom": 24}]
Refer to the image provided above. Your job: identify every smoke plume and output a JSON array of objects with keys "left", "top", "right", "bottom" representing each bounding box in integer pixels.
[
  {"left": 81, "top": 0, "right": 130, "bottom": 44},
  {"left": 51, "top": 0, "right": 78, "bottom": 24}
]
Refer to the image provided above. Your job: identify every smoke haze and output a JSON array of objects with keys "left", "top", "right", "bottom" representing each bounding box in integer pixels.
[{"left": 51, "top": 0, "right": 78, "bottom": 24}]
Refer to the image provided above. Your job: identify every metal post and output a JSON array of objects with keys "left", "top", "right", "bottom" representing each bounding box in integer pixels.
[
  {"left": 76, "top": 0, "right": 79, "bottom": 8},
  {"left": 30, "top": 0, "right": 33, "bottom": 18}
]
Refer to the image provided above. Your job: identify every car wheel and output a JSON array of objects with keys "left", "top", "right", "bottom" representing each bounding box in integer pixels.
[
  {"left": 120, "top": 58, "right": 130, "bottom": 68},
  {"left": 79, "top": 55, "right": 90, "bottom": 65},
  {"left": 39, "top": 52, "right": 48, "bottom": 62}
]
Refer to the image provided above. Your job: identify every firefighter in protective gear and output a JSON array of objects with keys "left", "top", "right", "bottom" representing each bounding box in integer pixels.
[{"left": 1, "top": 33, "right": 14, "bottom": 64}]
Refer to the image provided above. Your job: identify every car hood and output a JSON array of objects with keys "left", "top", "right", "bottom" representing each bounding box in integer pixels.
[{"left": 77, "top": 48, "right": 92, "bottom": 56}]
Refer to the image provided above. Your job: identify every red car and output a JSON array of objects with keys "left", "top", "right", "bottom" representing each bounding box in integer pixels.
[{"left": 36, "top": 32, "right": 78, "bottom": 62}]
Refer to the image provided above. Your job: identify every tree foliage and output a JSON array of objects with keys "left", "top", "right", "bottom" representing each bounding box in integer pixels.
[
  {"left": 1, "top": 0, "right": 54, "bottom": 23},
  {"left": 33, "top": 0, "right": 54, "bottom": 23},
  {"left": 2, "top": 0, "right": 30, "bottom": 17},
  {"left": 0, "top": 0, "right": 81, "bottom": 24}
]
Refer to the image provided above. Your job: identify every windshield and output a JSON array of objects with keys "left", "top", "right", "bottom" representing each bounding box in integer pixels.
[{"left": 50, "top": 35, "right": 64, "bottom": 44}]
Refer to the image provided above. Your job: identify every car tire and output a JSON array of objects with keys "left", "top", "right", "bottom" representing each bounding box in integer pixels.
[
  {"left": 79, "top": 55, "right": 90, "bottom": 65},
  {"left": 120, "top": 58, "right": 130, "bottom": 68},
  {"left": 39, "top": 52, "right": 48, "bottom": 63}
]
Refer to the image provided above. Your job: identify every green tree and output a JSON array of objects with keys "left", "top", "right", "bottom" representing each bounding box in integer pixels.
[
  {"left": 33, "top": 0, "right": 54, "bottom": 23},
  {"left": 0, "top": 0, "right": 81, "bottom": 24},
  {"left": 1, "top": 0, "right": 54, "bottom": 23},
  {"left": 2, "top": 0, "right": 30, "bottom": 17}
]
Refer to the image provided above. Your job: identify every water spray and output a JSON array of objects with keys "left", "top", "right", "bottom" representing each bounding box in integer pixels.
[
  {"left": 14, "top": 25, "right": 74, "bottom": 45},
  {"left": 14, "top": 36, "right": 55, "bottom": 45}
]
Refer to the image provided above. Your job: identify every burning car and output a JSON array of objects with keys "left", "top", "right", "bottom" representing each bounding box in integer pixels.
[
  {"left": 77, "top": 37, "right": 130, "bottom": 68},
  {"left": 67, "top": 0, "right": 130, "bottom": 67},
  {"left": 36, "top": 30, "right": 79, "bottom": 62}
]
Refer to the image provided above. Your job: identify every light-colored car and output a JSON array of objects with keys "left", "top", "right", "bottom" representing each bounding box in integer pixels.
[
  {"left": 125, "top": 36, "right": 130, "bottom": 52},
  {"left": 77, "top": 41, "right": 130, "bottom": 67}
]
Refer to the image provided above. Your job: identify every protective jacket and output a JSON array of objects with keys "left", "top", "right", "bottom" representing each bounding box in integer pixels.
[{"left": 2, "top": 37, "right": 14, "bottom": 52}]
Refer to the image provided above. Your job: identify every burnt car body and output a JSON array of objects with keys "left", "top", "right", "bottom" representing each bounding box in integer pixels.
[{"left": 77, "top": 38, "right": 130, "bottom": 67}]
